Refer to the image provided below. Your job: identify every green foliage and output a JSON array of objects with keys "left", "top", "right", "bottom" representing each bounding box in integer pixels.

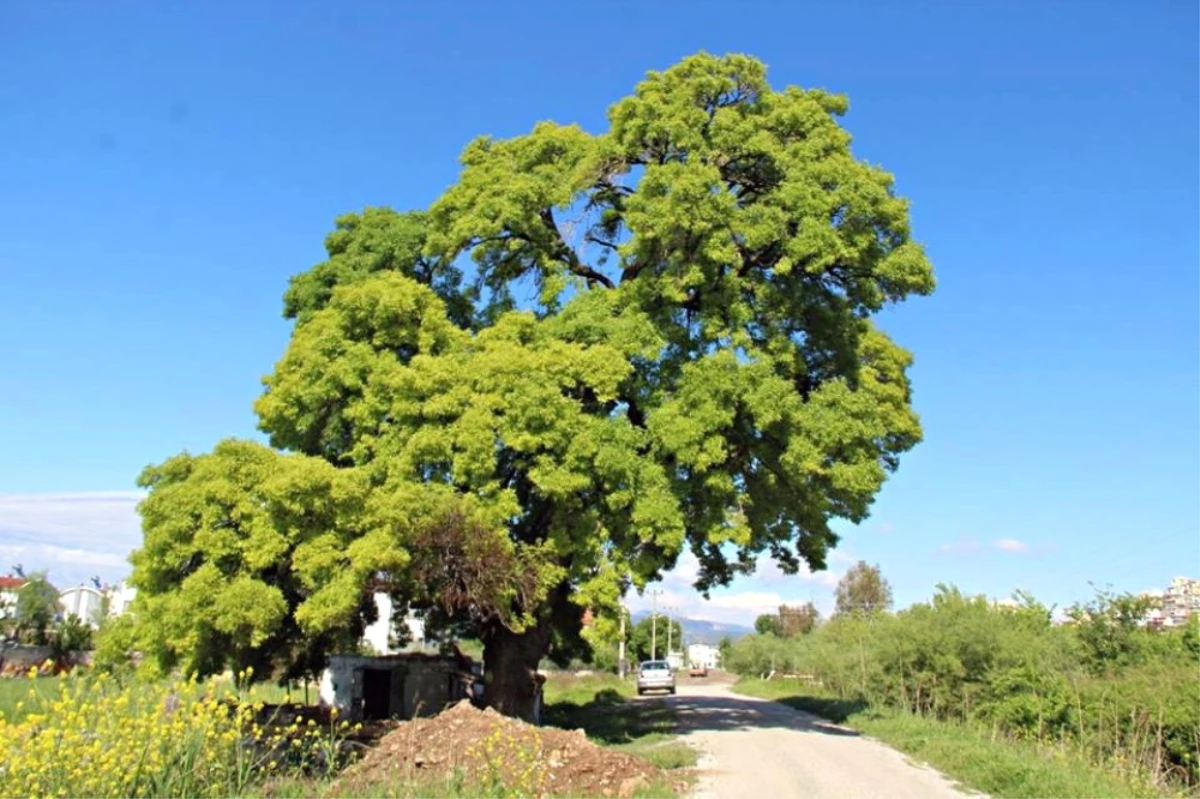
[
  {"left": 1065, "top": 587, "right": 1159, "bottom": 674},
  {"left": 753, "top": 614, "right": 779, "bottom": 636},
  {"left": 51, "top": 615, "right": 93, "bottom": 655},
  {"left": 724, "top": 630, "right": 812, "bottom": 677},
  {"left": 737, "top": 680, "right": 1163, "bottom": 799},
  {"left": 14, "top": 573, "right": 59, "bottom": 646},
  {"left": 777, "top": 602, "right": 820, "bottom": 636},
  {"left": 833, "top": 560, "right": 893, "bottom": 616},
  {"left": 123, "top": 52, "right": 934, "bottom": 711},
  {"left": 626, "top": 616, "right": 683, "bottom": 663},
  {"left": 726, "top": 586, "right": 1200, "bottom": 792},
  {"left": 114, "top": 440, "right": 382, "bottom": 682}
]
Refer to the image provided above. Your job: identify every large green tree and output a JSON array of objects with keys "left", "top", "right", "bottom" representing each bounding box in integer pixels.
[{"left": 120, "top": 52, "right": 933, "bottom": 720}]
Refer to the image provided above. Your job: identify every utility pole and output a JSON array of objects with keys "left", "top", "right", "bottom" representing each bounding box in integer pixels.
[
  {"left": 617, "top": 603, "right": 627, "bottom": 678},
  {"left": 649, "top": 589, "right": 662, "bottom": 660},
  {"left": 666, "top": 605, "right": 675, "bottom": 665}
]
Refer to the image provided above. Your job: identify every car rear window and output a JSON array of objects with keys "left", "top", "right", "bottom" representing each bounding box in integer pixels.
[{"left": 641, "top": 661, "right": 668, "bottom": 670}]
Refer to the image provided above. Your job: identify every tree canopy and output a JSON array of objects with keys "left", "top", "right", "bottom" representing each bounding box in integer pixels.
[
  {"left": 754, "top": 613, "right": 780, "bottom": 636},
  {"left": 15, "top": 572, "right": 60, "bottom": 646},
  {"left": 115, "top": 51, "right": 934, "bottom": 719},
  {"left": 834, "top": 561, "right": 894, "bottom": 616}
]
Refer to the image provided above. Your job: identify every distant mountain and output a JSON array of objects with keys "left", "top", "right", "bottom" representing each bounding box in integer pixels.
[{"left": 631, "top": 611, "right": 753, "bottom": 644}]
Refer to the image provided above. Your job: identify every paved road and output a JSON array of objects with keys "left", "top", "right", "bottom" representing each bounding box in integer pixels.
[{"left": 648, "top": 681, "right": 979, "bottom": 799}]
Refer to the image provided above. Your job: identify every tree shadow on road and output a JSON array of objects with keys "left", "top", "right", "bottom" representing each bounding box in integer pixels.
[
  {"left": 666, "top": 692, "right": 867, "bottom": 738},
  {"left": 546, "top": 688, "right": 677, "bottom": 745}
]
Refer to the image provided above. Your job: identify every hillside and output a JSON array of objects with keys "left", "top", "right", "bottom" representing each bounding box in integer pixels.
[{"left": 630, "top": 611, "right": 753, "bottom": 645}]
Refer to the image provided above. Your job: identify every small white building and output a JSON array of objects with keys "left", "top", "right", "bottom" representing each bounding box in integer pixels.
[
  {"left": 59, "top": 585, "right": 105, "bottom": 626},
  {"left": 106, "top": 582, "right": 138, "bottom": 616},
  {"left": 0, "top": 576, "right": 26, "bottom": 618},
  {"left": 318, "top": 652, "right": 476, "bottom": 721},
  {"left": 687, "top": 643, "right": 721, "bottom": 670}
]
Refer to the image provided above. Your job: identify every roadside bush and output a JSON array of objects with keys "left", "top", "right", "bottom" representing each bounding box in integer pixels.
[{"left": 725, "top": 585, "right": 1200, "bottom": 791}]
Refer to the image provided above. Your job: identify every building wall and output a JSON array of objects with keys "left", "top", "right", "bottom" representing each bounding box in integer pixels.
[
  {"left": 0, "top": 590, "right": 19, "bottom": 619},
  {"left": 107, "top": 583, "right": 137, "bottom": 616},
  {"left": 687, "top": 644, "right": 721, "bottom": 669},
  {"left": 59, "top": 586, "right": 104, "bottom": 626},
  {"left": 318, "top": 654, "right": 471, "bottom": 722}
]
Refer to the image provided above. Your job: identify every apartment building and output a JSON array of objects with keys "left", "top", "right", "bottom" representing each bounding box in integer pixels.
[
  {"left": 1141, "top": 577, "right": 1200, "bottom": 628},
  {"left": 1163, "top": 577, "right": 1200, "bottom": 626}
]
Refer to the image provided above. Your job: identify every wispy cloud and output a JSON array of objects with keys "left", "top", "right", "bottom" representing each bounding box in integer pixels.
[
  {"left": 0, "top": 491, "right": 143, "bottom": 586},
  {"left": 753, "top": 556, "right": 843, "bottom": 589},
  {"left": 937, "top": 537, "right": 982, "bottom": 556},
  {"left": 877, "top": 522, "right": 894, "bottom": 534},
  {"left": 937, "top": 536, "right": 1056, "bottom": 557},
  {"left": 991, "top": 538, "right": 1028, "bottom": 553}
]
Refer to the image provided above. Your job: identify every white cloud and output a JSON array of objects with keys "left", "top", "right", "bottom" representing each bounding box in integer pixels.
[
  {"left": 991, "top": 538, "right": 1029, "bottom": 553},
  {"left": 753, "top": 557, "right": 842, "bottom": 589},
  {"left": 621, "top": 549, "right": 845, "bottom": 626},
  {"left": 878, "top": 522, "right": 894, "bottom": 534},
  {"left": 624, "top": 585, "right": 831, "bottom": 627},
  {"left": 0, "top": 491, "right": 143, "bottom": 586},
  {"left": 938, "top": 536, "right": 1055, "bottom": 558},
  {"left": 828, "top": 550, "right": 858, "bottom": 566},
  {"left": 937, "top": 537, "right": 982, "bottom": 556}
]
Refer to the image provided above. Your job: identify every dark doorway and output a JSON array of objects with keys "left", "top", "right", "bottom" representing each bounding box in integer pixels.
[{"left": 361, "top": 668, "right": 392, "bottom": 721}]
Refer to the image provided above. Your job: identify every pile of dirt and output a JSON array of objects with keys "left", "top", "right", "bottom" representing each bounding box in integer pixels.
[{"left": 336, "top": 700, "right": 672, "bottom": 798}]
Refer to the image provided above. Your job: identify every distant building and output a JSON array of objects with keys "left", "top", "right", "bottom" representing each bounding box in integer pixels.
[
  {"left": 1163, "top": 577, "right": 1200, "bottom": 626},
  {"left": 1139, "top": 578, "right": 1200, "bottom": 628},
  {"left": 0, "top": 576, "right": 27, "bottom": 618},
  {"left": 687, "top": 643, "right": 721, "bottom": 670},
  {"left": 59, "top": 585, "right": 105, "bottom": 625},
  {"left": 106, "top": 582, "right": 137, "bottom": 616}
]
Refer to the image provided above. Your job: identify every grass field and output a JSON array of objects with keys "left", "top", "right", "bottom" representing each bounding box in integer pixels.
[{"left": 734, "top": 678, "right": 1178, "bottom": 799}]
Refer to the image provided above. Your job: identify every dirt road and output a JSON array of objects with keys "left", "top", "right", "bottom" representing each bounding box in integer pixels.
[{"left": 653, "top": 681, "right": 979, "bottom": 799}]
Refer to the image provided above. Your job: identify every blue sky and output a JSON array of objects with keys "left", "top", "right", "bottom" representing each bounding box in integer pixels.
[{"left": 1, "top": 1, "right": 1195, "bottom": 623}]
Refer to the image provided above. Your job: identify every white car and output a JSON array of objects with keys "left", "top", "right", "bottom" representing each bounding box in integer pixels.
[{"left": 636, "top": 660, "right": 676, "bottom": 695}]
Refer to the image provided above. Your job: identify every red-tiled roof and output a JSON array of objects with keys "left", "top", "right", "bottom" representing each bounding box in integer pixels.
[{"left": 0, "top": 576, "right": 27, "bottom": 591}]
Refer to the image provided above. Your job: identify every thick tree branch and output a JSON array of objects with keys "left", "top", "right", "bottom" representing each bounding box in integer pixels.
[
  {"left": 539, "top": 208, "right": 615, "bottom": 289},
  {"left": 584, "top": 234, "right": 620, "bottom": 253}
]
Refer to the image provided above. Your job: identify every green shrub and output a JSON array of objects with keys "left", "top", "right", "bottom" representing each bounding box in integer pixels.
[{"left": 725, "top": 585, "right": 1199, "bottom": 792}]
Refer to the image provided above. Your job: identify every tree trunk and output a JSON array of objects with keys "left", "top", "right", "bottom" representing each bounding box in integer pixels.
[{"left": 480, "top": 618, "right": 549, "bottom": 723}]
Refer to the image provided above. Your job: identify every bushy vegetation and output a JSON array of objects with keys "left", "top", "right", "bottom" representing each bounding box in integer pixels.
[
  {"left": 726, "top": 585, "right": 1200, "bottom": 793},
  {"left": 737, "top": 680, "right": 1165, "bottom": 799},
  {"left": 1, "top": 572, "right": 95, "bottom": 656}
]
